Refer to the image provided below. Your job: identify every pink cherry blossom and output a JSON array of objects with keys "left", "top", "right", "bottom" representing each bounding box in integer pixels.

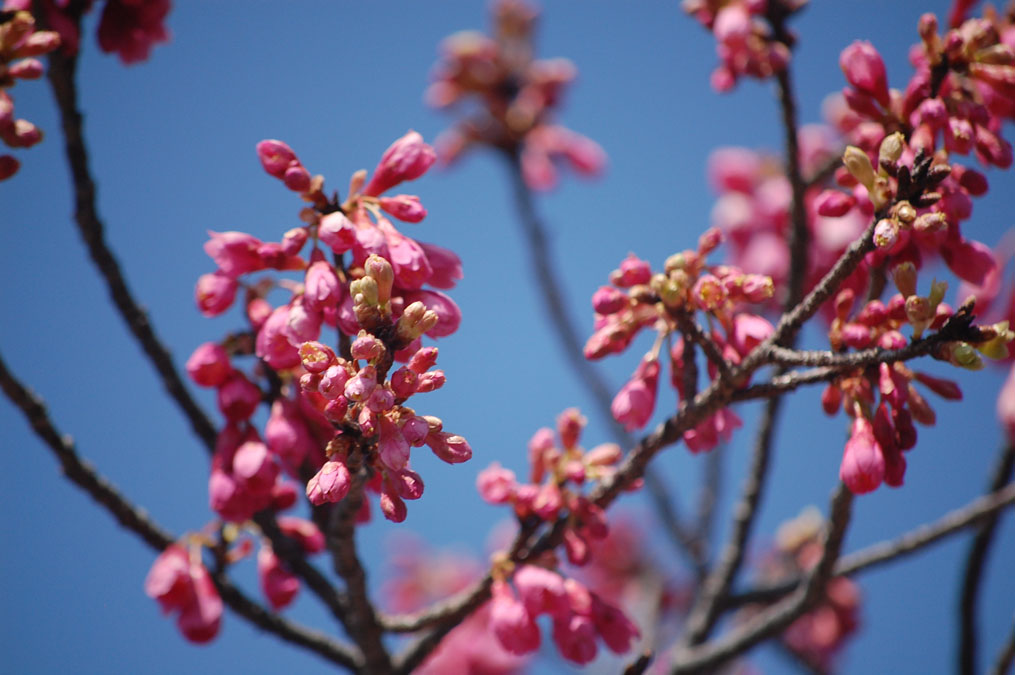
[
  {"left": 363, "top": 131, "right": 437, "bottom": 197},
  {"left": 258, "top": 546, "right": 300, "bottom": 610}
]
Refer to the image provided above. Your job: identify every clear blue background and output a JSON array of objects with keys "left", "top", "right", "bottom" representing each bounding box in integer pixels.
[{"left": 2, "top": 2, "right": 1012, "bottom": 673}]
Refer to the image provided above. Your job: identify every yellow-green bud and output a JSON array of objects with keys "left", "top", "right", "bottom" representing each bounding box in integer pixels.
[
  {"left": 878, "top": 132, "right": 906, "bottom": 167},
  {"left": 843, "top": 145, "right": 876, "bottom": 191}
]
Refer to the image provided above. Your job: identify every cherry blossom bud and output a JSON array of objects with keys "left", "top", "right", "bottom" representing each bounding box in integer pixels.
[
  {"left": 408, "top": 346, "right": 439, "bottom": 374},
  {"left": 204, "top": 231, "right": 265, "bottom": 277},
  {"left": 552, "top": 613, "right": 598, "bottom": 664},
  {"left": 585, "top": 443, "right": 622, "bottom": 466},
  {"left": 379, "top": 417, "right": 411, "bottom": 470},
  {"left": 592, "top": 285, "right": 627, "bottom": 315},
  {"left": 344, "top": 365, "right": 377, "bottom": 402},
  {"left": 490, "top": 580, "right": 541, "bottom": 655},
  {"left": 258, "top": 546, "right": 299, "bottom": 610},
  {"left": 217, "top": 372, "right": 261, "bottom": 421},
  {"left": 9, "top": 58, "right": 43, "bottom": 79},
  {"left": 255, "top": 306, "right": 301, "bottom": 370},
  {"left": 843, "top": 146, "right": 876, "bottom": 192},
  {"left": 317, "top": 364, "right": 350, "bottom": 399},
  {"left": 914, "top": 372, "right": 963, "bottom": 400},
  {"left": 303, "top": 261, "right": 341, "bottom": 312},
  {"left": 426, "top": 431, "right": 472, "bottom": 464},
  {"left": 256, "top": 140, "right": 298, "bottom": 178},
  {"left": 557, "top": 408, "right": 586, "bottom": 449},
  {"left": 563, "top": 528, "right": 590, "bottom": 565},
  {"left": 514, "top": 565, "right": 570, "bottom": 617},
  {"left": 0, "top": 155, "right": 19, "bottom": 181},
  {"left": 592, "top": 595, "right": 641, "bottom": 654},
  {"left": 186, "top": 342, "right": 231, "bottom": 387},
  {"left": 401, "top": 416, "right": 429, "bottom": 446},
  {"left": 363, "top": 131, "right": 437, "bottom": 196},
  {"left": 145, "top": 544, "right": 192, "bottom": 613},
  {"left": 195, "top": 272, "right": 237, "bottom": 316},
  {"left": 379, "top": 486, "right": 407, "bottom": 523},
  {"left": 15, "top": 30, "right": 61, "bottom": 57},
  {"left": 892, "top": 262, "right": 917, "bottom": 298},
  {"left": 477, "top": 463, "right": 517, "bottom": 503},
  {"left": 840, "top": 41, "right": 890, "bottom": 107},
  {"left": 873, "top": 218, "right": 900, "bottom": 250},
  {"left": 609, "top": 254, "right": 652, "bottom": 287},
  {"left": 402, "top": 289, "right": 462, "bottom": 338},
  {"left": 840, "top": 416, "right": 885, "bottom": 494},
  {"left": 815, "top": 190, "right": 855, "bottom": 217},
  {"left": 611, "top": 357, "right": 660, "bottom": 431},
  {"left": 416, "top": 370, "right": 446, "bottom": 393},
  {"left": 351, "top": 333, "right": 385, "bottom": 362},
  {"left": 379, "top": 195, "right": 427, "bottom": 222},
  {"left": 822, "top": 384, "right": 842, "bottom": 415},
  {"left": 299, "top": 341, "right": 336, "bottom": 374},
  {"left": 277, "top": 516, "right": 325, "bottom": 554},
  {"left": 306, "top": 460, "right": 351, "bottom": 505},
  {"left": 532, "top": 481, "right": 562, "bottom": 520}
]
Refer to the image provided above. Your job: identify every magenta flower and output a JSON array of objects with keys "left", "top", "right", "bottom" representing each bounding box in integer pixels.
[
  {"left": 306, "top": 460, "right": 352, "bottom": 505},
  {"left": 839, "top": 416, "right": 886, "bottom": 494},
  {"left": 257, "top": 546, "right": 300, "bottom": 610},
  {"left": 96, "top": 0, "right": 170, "bottom": 65},
  {"left": 514, "top": 565, "right": 570, "bottom": 617},
  {"left": 551, "top": 613, "right": 598, "bottom": 665},
  {"left": 363, "top": 131, "right": 437, "bottom": 197},
  {"left": 611, "top": 357, "right": 660, "bottom": 431},
  {"left": 203, "top": 231, "right": 265, "bottom": 278},
  {"left": 489, "top": 580, "right": 541, "bottom": 655},
  {"left": 216, "top": 372, "right": 261, "bottom": 422},
  {"left": 185, "top": 342, "right": 231, "bottom": 388},
  {"left": 477, "top": 463, "right": 517, "bottom": 503},
  {"left": 194, "top": 271, "right": 237, "bottom": 317},
  {"left": 839, "top": 41, "right": 890, "bottom": 107}
]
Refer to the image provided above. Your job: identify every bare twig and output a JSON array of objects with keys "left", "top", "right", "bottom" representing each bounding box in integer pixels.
[
  {"left": 676, "top": 310, "right": 734, "bottom": 383},
  {"left": 37, "top": 3, "right": 217, "bottom": 453},
  {"left": 723, "top": 481, "right": 1015, "bottom": 610},
  {"left": 988, "top": 619, "right": 1015, "bottom": 675},
  {"left": 624, "top": 652, "right": 655, "bottom": 675},
  {"left": 0, "top": 351, "right": 362, "bottom": 670},
  {"left": 958, "top": 442, "right": 1015, "bottom": 675}
]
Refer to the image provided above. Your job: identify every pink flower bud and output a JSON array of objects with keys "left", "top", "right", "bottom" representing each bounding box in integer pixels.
[
  {"left": 873, "top": 218, "right": 900, "bottom": 250},
  {"left": 195, "top": 271, "right": 237, "bottom": 316},
  {"left": 822, "top": 384, "right": 842, "bottom": 415},
  {"left": 611, "top": 357, "right": 660, "bottom": 431},
  {"left": 363, "top": 130, "right": 437, "bottom": 196},
  {"left": 730, "top": 313, "right": 774, "bottom": 357},
  {"left": 415, "top": 370, "right": 446, "bottom": 393},
  {"left": 552, "top": 613, "right": 598, "bottom": 664},
  {"left": 514, "top": 565, "right": 570, "bottom": 617},
  {"left": 0, "top": 155, "right": 20, "bottom": 181},
  {"left": 318, "top": 212, "right": 357, "bottom": 254},
  {"left": 265, "top": 399, "right": 315, "bottom": 470},
  {"left": 204, "top": 231, "right": 265, "bottom": 277},
  {"left": 306, "top": 460, "right": 351, "bottom": 505},
  {"left": 426, "top": 431, "right": 472, "bottom": 464},
  {"left": 256, "top": 140, "right": 298, "bottom": 178},
  {"left": 391, "top": 468, "right": 425, "bottom": 501},
  {"left": 298, "top": 341, "right": 336, "bottom": 374},
  {"left": 390, "top": 367, "right": 418, "bottom": 399},
  {"left": 557, "top": 408, "right": 586, "bottom": 449},
  {"left": 592, "top": 285, "right": 627, "bottom": 314},
  {"left": 609, "top": 254, "right": 651, "bottom": 288},
  {"left": 277, "top": 516, "right": 325, "bottom": 554},
  {"left": 840, "top": 416, "right": 885, "bottom": 494},
  {"left": 532, "top": 481, "right": 562, "bottom": 520},
  {"left": 477, "top": 463, "right": 517, "bottom": 503},
  {"left": 144, "top": 544, "right": 192, "bottom": 613},
  {"left": 591, "top": 595, "right": 641, "bottom": 654},
  {"left": 815, "top": 189, "right": 856, "bottom": 217},
  {"left": 490, "top": 581, "right": 541, "bottom": 655},
  {"left": 366, "top": 387, "right": 394, "bottom": 413},
  {"left": 255, "top": 306, "right": 302, "bottom": 370},
  {"left": 318, "top": 364, "right": 351, "bottom": 399},
  {"left": 840, "top": 41, "right": 890, "bottom": 107},
  {"left": 247, "top": 297, "right": 272, "bottom": 329},
  {"left": 303, "top": 260, "right": 341, "bottom": 312},
  {"left": 379, "top": 220, "right": 433, "bottom": 290},
  {"left": 344, "top": 365, "right": 377, "bottom": 402},
  {"left": 401, "top": 416, "right": 429, "bottom": 446},
  {"left": 283, "top": 164, "right": 311, "bottom": 192},
  {"left": 15, "top": 30, "right": 61, "bottom": 57},
  {"left": 217, "top": 372, "right": 261, "bottom": 421},
  {"left": 186, "top": 342, "right": 231, "bottom": 387},
  {"left": 258, "top": 546, "right": 299, "bottom": 610},
  {"left": 408, "top": 346, "right": 439, "bottom": 374},
  {"left": 379, "top": 195, "right": 427, "bottom": 222},
  {"left": 232, "top": 441, "right": 278, "bottom": 495},
  {"left": 379, "top": 486, "right": 407, "bottom": 523},
  {"left": 9, "top": 57, "right": 43, "bottom": 79},
  {"left": 914, "top": 372, "right": 963, "bottom": 400},
  {"left": 378, "top": 417, "right": 410, "bottom": 470},
  {"left": 351, "top": 333, "right": 385, "bottom": 362}
]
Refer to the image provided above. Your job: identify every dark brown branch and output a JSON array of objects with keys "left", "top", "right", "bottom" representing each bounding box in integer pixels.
[
  {"left": 36, "top": 3, "right": 217, "bottom": 453},
  {"left": 624, "top": 652, "right": 655, "bottom": 675},
  {"left": 0, "top": 351, "right": 361, "bottom": 670},
  {"left": 958, "top": 442, "right": 1015, "bottom": 675},
  {"left": 676, "top": 310, "right": 734, "bottom": 383},
  {"left": 723, "top": 481, "right": 1015, "bottom": 610},
  {"left": 669, "top": 485, "right": 854, "bottom": 674},
  {"left": 327, "top": 463, "right": 391, "bottom": 674}
]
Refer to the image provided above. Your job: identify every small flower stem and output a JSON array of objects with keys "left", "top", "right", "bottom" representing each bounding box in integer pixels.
[
  {"left": 958, "top": 441, "right": 1015, "bottom": 675},
  {"left": 0, "top": 350, "right": 362, "bottom": 670}
]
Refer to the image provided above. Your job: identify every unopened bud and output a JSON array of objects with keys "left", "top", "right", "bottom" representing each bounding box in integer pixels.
[
  {"left": 878, "top": 132, "right": 905, "bottom": 167},
  {"left": 396, "top": 301, "right": 439, "bottom": 342},
  {"left": 873, "top": 218, "right": 900, "bottom": 249},
  {"left": 843, "top": 146, "right": 876, "bottom": 191},
  {"left": 913, "top": 211, "right": 947, "bottom": 233},
  {"left": 350, "top": 276, "right": 379, "bottom": 307},
  {"left": 893, "top": 262, "right": 917, "bottom": 298},
  {"left": 894, "top": 201, "right": 917, "bottom": 224},
  {"left": 928, "top": 279, "right": 947, "bottom": 307},
  {"left": 949, "top": 342, "right": 984, "bottom": 370},
  {"left": 364, "top": 254, "right": 394, "bottom": 305}
]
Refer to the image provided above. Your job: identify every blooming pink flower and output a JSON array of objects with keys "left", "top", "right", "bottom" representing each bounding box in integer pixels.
[
  {"left": 477, "top": 463, "right": 517, "bottom": 503},
  {"left": 839, "top": 416, "right": 885, "bottom": 494},
  {"left": 591, "top": 594, "right": 641, "bottom": 654},
  {"left": 489, "top": 581, "right": 541, "bottom": 655},
  {"left": 551, "top": 613, "right": 598, "bottom": 664},
  {"left": 514, "top": 565, "right": 570, "bottom": 617},
  {"left": 363, "top": 131, "right": 437, "bottom": 197},
  {"left": 96, "top": 0, "right": 170, "bottom": 64},
  {"left": 231, "top": 440, "right": 279, "bottom": 495},
  {"left": 204, "top": 231, "right": 264, "bottom": 278},
  {"left": 216, "top": 372, "right": 261, "bottom": 422},
  {"left": 175, "top": 562, "right": 223, "bottom": 644},
  {"left": 144, "top": 544, "right": 222, "bottom": 644},
  {"left": 258, "top": 546, "right": 300, "bottom": 610},
  {"left": 303, "top": 260, "right": 342, "bottom": 312}
]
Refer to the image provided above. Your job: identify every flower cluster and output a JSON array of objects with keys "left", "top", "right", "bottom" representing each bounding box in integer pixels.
[
  {"left": 749, "top": 508, "right": 861, "bottom": 670},
  {"left": 682, "top": 0, "right": 806, "bottom": 92},
  {"left": 144, "top": 544, "right": 223, "bottom": 644},
  {"left": 426, "top": 0, "right": 605, "bottom": 190},
  {"left": 17, "top": 0, "right": 170, "bottom": 64},
  {"left": 584, "top": 230, "right": 776, "bottom": 451},
  {"left": 0, "top": 7, "right": 59, "bottom": 180},
  {"left": 478, "top": 409, "right": 629, "bottom": 565},
  {"left": 489, "top": 563, "right": 640, "bottom": 665},
  {"left": 188, "top": 131, "right": 471, "bottom": 525},
  {"left": 823, "top": 277, "right": 1012, "bottom": 494}
]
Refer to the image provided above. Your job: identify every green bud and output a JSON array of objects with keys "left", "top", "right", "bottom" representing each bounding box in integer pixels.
[
  {"left": 878, "top": 132, "right": 906, "bottom": 167},
  {"left": 843, "top": 146, "right": 876, "bottom": 191},
  {"left": 950, "top": 342, "right": 985, "bottom": 370}
]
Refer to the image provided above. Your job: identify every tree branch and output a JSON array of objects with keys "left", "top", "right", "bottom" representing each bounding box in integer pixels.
[
  {"left": 958, "top": 442, "right": 1015, "bottom": 675},
  {"left": 0, "top": 350, "right": 361, "bottom": 670},
  {"left": 723, "top": 481, "right": 1015, "bottom": 610},
  {"left": 988, "top": 619, "right": 1015, "bottom": 675},
  {"left": 36, "top": 2, "right": 217, "bottom": 453}
]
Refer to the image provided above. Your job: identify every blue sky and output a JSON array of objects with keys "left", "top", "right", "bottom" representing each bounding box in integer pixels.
[{"left": 2, "top": 2, "right": 1013, "bottom": 673}]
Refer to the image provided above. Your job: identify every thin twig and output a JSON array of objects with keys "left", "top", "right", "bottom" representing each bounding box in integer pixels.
[
  {"left": 37, "top": 4, "right": 217, "bottom": 453},
  {"left": 0, "top": 351, "right": 362, "bottom": 670},
  {"left": 958, "top": 442, "right": 1015, "bottom": 675},
  {"left": 722, "top": 481, "right": 1015, "bottom": 610}
]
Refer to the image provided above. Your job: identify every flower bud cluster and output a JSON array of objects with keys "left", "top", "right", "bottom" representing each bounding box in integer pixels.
[
  {"left": 823, "top": 282, "right": 1012, "bottom": 494},
  {"left": 0, "top": 9, "right": 60, "bottom": 180},
  {"left": 749, "top": 508, "right": 861, "bottom": 670},
  {"left": 427, "top": 0, "right": 604, "bottom": 190},
  {"left": 477, "top": 409, "right": 631, "bottom": 565},
  {"left": 489, "top": 563, "right": 640, "bottom": 664},
  {"left": 585, "top": 232, "right": 774, "bottom": 451},
  {"left": 144, "top": 543, "right": 223, "bottom": 644},
  {"left": 683, "top": 0, "right": 805, "bottom": 92}
]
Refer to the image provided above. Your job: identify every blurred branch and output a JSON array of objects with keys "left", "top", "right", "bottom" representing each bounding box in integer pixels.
[
  {"left": 668, "top": 485, "right": 854, "bottom": 674},
  {"left": 502, "top": 149, "right": 704, "bottom": 569},
  {"left": 0, "top": 350, "right": 361, "bottom": 670},
  {"left": 988, "top": 619, "right": 1015, "bottom": 675},
  {"left": 958, "top": 442, "right": 1015, "bottom": 675},
  {"left": 36, "top": 2, "right": 217, "bottom": 453},
  {"left": 723, "top": 480, "right": 1015, "bottom": 610}
]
